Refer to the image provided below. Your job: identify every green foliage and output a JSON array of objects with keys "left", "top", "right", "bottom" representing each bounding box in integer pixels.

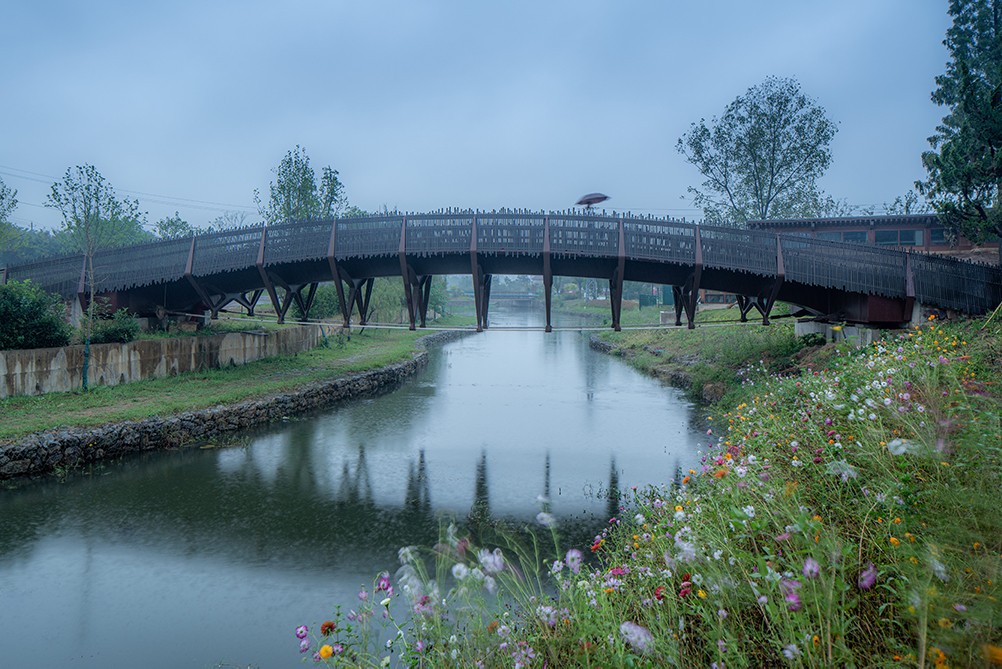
[
  {"left": 677, "top": 76, "right": 840, "bottom": 225},
  {"left": 300, "top": 319, "right": 1002, "bottom": 667},
  {"left": 255, "top": 145, "right": 348, "bottom": 224},
  {"left": 918, "top": 0, "right": 1002, "bottom": 253},
  {"left": 0, "top": 280, "right": 71, "bottom": 350},
  {"left": 292, "top": 283, "right": 342, "bottom": 322},
  {"left": 153, "top": 211, "right": 196, "bottom": 239},
  {"left": 88, "top": 309, "right": 141, "bottom": 344}
]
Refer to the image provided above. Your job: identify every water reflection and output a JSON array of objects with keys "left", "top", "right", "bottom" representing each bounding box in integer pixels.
[{"left": 0, "top": 304, "right": 703, "bottom": 669}]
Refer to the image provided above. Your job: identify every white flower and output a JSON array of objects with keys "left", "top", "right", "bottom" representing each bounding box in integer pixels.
[
  {"left": 886, "top": 438, "right": 915, "bottom": 455},
  {"left": 742, "top": 505, "right": 756, "bottom": 519},
  {"left": 478, "top": 548, "right": 505, "bottom": 574},
  {"left": 634, "top": 513, "right": 646, "bottom": 525},
  {"left": 536, "top": 512, "right": 557, "bottom": 528},
  {"left": 398, "top": 546, "right": 418, "bottom": 565},
  {"left": 452, "top": 563, "right": 470, "bottom": 580}
]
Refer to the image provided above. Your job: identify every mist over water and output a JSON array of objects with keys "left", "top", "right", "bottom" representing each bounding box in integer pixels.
[{"left": 0, "top": 304, "right": 703, "bottom": 668}]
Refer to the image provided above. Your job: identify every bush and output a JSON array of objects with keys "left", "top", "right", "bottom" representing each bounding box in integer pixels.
[
  {"left": 292, "top": 283, "right": 342, "bottom": 322},
  {"left": 89, "top": 308, "right": 141, "bottom": 344},
  {"left": 0, "top": 280, "right": 72, "bottom": 350}
]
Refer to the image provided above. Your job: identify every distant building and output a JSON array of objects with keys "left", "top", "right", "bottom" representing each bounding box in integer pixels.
[{"left": 747, "top": 213, "right": 998, "bottom": 260}]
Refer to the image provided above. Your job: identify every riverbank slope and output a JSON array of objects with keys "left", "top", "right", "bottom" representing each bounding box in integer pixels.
[
  {"left": 299, "top": 316, "right": 1002, "bottom": 667},
  {"left": 0, "top": 327, "right": 468, "bottom": 480}
]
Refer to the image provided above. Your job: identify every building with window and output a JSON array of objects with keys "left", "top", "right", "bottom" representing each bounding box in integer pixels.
[{"left": 747, "top": 213, "right": 997, "bottom": 260}]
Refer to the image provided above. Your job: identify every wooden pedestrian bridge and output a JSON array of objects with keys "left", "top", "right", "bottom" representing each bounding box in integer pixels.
[{"left": 3, "top": 211, "right": 1000, "bottom": 332}]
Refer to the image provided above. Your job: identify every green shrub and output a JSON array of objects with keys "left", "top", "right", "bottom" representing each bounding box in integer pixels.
[
  {"left": 89, "top": 308, "right": 141, "bottom": 344},
  {"left": 0, "top": 280, "right": 72, "bottom": 350}
]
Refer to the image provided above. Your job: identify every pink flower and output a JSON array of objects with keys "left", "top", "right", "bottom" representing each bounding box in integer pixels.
[
  {"left": 858, "top": 563, "right": 877, "bottom": 590},
  {"left": 803, "top": 557, "right": 821, "bottom": 579}
]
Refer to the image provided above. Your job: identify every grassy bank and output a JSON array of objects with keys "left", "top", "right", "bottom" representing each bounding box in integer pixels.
[
  {"left": 0, "top": 322, "right": 467, "bottom": 442},
  {"left": 593, "top": 304, "right": 813, "bottom": 403},
  {"left": 298, "top": 317, "right": 1001, "bottom": 667}
]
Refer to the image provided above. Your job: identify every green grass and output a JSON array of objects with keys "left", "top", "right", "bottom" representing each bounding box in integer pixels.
[
  {"left": 0, "top": 326, "right": 438, "bottom": 441},
  {"left": 595, "top": 303, "right": 812, "bottom": 403},
  {"left": 297, "top": 316, "right": 1002, "bottom": 667}
]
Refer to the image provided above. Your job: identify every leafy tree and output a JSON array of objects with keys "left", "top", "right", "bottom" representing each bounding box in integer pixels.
[
  {"left": 255, "top": 145, "right": 348, "bottom": 225},
  {"left": 46, "top": 165, "right": 148, "bottom": 389},
  {"left": 0, "top": 177, "right": 20, "bottom": 265},
  {"left": 917, "top": 0, "right": 1002, "bottom": 261},
  {"left": 883, "top": 190, "right": 931, "bottom": 215},
  {"left": 153, "top": 211, "right": 196, "bottom": 239},
  {"left": 0, "top": 280, "right": 72, "bottom": 350},
  {"left": 207, "top": 210, "right": 252, "bottom": 231},
  {"left": 677, "top": 76, "right": 839, "bottom": 225}
]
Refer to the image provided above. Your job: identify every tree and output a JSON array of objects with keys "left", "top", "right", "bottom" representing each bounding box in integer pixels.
[
  {"left": 677, "top": 76, "right": 839, "bottom": 225},
  {"left": 46, "top": 165, "right": 147, "bottom": 389},
  {"left": 0, "top": 176, "right": 19, "bottom": 264},
  {"left": 153, "top": 211, "right": 196, "bottom": 239},
  {"left": 917, "top": 0, "right": 1002, "bottom": 261},
  {"left": 207, "top": 210, "right": 251, "bottom": 231},
  {"left": 255, "top": 145, "right": 348, "bottom": 225},
  {"left": 0, "top": 280, "right": 71, "bottom": 350}
]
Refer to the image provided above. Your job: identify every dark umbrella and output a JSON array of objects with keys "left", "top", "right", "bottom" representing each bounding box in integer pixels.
[{"left": 576, "top": 193, "right": 609, "bottom": 209}]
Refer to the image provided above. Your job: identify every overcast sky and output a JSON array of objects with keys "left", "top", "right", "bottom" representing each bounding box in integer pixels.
[{"left": 1, "top": 1, "right": 953, "bottom": 232}]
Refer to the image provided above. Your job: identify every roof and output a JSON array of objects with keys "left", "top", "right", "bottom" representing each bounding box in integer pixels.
[{"left": 748, "top": 213, "right": 941, "bottom": 229}]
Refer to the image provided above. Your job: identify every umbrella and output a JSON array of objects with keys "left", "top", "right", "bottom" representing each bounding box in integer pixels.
[{"left": 576, "top": 193, "right": 609, "bottom": 208}]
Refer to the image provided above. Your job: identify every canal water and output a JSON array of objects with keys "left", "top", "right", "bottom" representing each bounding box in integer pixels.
[{"left": 0, "top": 305, "right": 703, "bottom": 668}]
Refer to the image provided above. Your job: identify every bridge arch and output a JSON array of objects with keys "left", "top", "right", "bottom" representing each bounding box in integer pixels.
[{"left": 4, "top": 212, "right": 1000, "bottom": 332}]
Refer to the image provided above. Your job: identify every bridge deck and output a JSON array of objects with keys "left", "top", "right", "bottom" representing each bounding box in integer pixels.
[{"left": 4, "top": 212, "right": 1000, "bottom": 329}]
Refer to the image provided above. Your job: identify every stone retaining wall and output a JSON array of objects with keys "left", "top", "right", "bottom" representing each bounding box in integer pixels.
[
  {"left": 0, "top": 326, "right": 322, "bottom": 399},
  {"left": 0, "top": 329, "right": 469, "bottom": 480}
]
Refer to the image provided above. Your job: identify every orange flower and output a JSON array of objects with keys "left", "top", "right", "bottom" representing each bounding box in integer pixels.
[
  {"left": 889, "top": 537, "right": 901, "bottom": 547},
  {"left": 713, "top": 469, "right": 727, "bottom": 478},
  {"left": 320, "top": 645, "right": 334, "bottom": 659},
  {"left": 983, "top": 644, "right": 1002, "bottom": 665},
  {"left": 682, "top": 476, "right": 691, "bottom": 484}
]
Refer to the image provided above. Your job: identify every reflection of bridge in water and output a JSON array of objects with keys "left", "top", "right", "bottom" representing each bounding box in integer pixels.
[
  {"left": 0, "top": 441, "right": 625, "bottom": 570},
  {"left": 5, "top": 211, "right": 999, "bottom": 332}
]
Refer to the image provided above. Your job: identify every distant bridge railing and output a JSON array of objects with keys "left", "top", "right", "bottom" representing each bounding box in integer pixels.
[{"left": 5, "top": 212, "right": 1001, "bottom": 317}]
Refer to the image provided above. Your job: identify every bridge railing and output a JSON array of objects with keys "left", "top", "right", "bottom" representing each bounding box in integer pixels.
[
  {"left": 912, "top": 253, "right": 1002, "bottom": 313},
  {"left": 781, "top": 235, "right": 908, "bottom": 297},
  {"left": 623, "top": 220, "right": 697, "bottom": 265},
  {"left": 264, "top": 219, "right": 333, "bottom": 266},
  {"left": 406, "top": 214, "right": 474, "bottom": 256},
  {"left": 192, "top": 226, "right": 265, "bottom": 276},
  {"left": 476, "top": 214, "right": 545, "bottom": 255},
  {"left": 335, "top": 217, "right": 400, "bottom": 259},
  {"left": 549, "top": 215, "right": 618, "bottom": 257},
  {"left": 97, "top": 237, "right": 193, "bottom": 291},
  {"left": 700, "top": 226, "right": 779, "bottom": 275},
  {"left": 5, "top": 253, "right": 83, "bottom": 298}
]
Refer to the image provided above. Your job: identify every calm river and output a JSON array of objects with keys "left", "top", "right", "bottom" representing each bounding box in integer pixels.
[{"left": 0, "top": 305, "right": 703, "bottom": 668}]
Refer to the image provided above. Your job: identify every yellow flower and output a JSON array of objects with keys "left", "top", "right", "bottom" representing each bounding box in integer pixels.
[
  {"left": 320, "top": 645, "right": 334, "bottom": 659},
  {"left": 697, "top": 589, "right": 707, "bottom": 599},
  {"left": 938, "top": 618, "right": 953, "bottom": 629},
  {"left": 983, "top": 644, "right": 1002, "bottom": 665}
]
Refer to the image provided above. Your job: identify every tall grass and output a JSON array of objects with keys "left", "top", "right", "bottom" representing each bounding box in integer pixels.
[{"left": 298, "top": 317, "right": 1002, "bottom": 667}]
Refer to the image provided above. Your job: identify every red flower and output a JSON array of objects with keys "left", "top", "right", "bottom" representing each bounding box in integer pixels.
[
  {"left": 590, "top": 539, "right": 604, "bottom": 553},
  {"left": 654, "top": 586, "right": 665, "bottom": 601},
  {"left": 321, "top": 620, "right": 336, "bottom": 636}
]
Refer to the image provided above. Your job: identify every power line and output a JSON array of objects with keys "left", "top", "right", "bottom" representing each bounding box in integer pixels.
[{"left": 0, "top": 164, "right": 258, "bottom": 212}]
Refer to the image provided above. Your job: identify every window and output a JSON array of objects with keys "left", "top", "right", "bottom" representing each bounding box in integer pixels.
[
  {"left": 875, "top": 230, "right": 898, "bottom": 245},
  {"left": 817, "top": 231, "right": 840, "bottom": 241},
  {"left": 930, "top": 228, "right": 947, "bottom": 245},
  {"left": 899, "top": 230, "right": 923, "bottom": 246},
  {"left": 842, "top": 231, "right": 868, "bottom": 243}
]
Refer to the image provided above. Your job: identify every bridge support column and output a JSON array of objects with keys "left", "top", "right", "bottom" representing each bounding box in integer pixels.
[
  {"left": 473, "top": 272, "right": 492, "bottom": 331},
  {"left": 609, "top": 217, "right": 626, "bottom": 332},
  {"left": 400, "top": 265, "right": 432, "bottom": 330},
  {"left": 542, "top": 217, "right": 552, "bottom": 332},
  {"left": 347, "top": 277, "right": 374, "bottom": 326}
]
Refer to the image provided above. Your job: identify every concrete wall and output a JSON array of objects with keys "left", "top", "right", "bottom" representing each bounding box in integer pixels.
[{"left": 0, "top": 326, "right": 321, "bottom": 399}]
